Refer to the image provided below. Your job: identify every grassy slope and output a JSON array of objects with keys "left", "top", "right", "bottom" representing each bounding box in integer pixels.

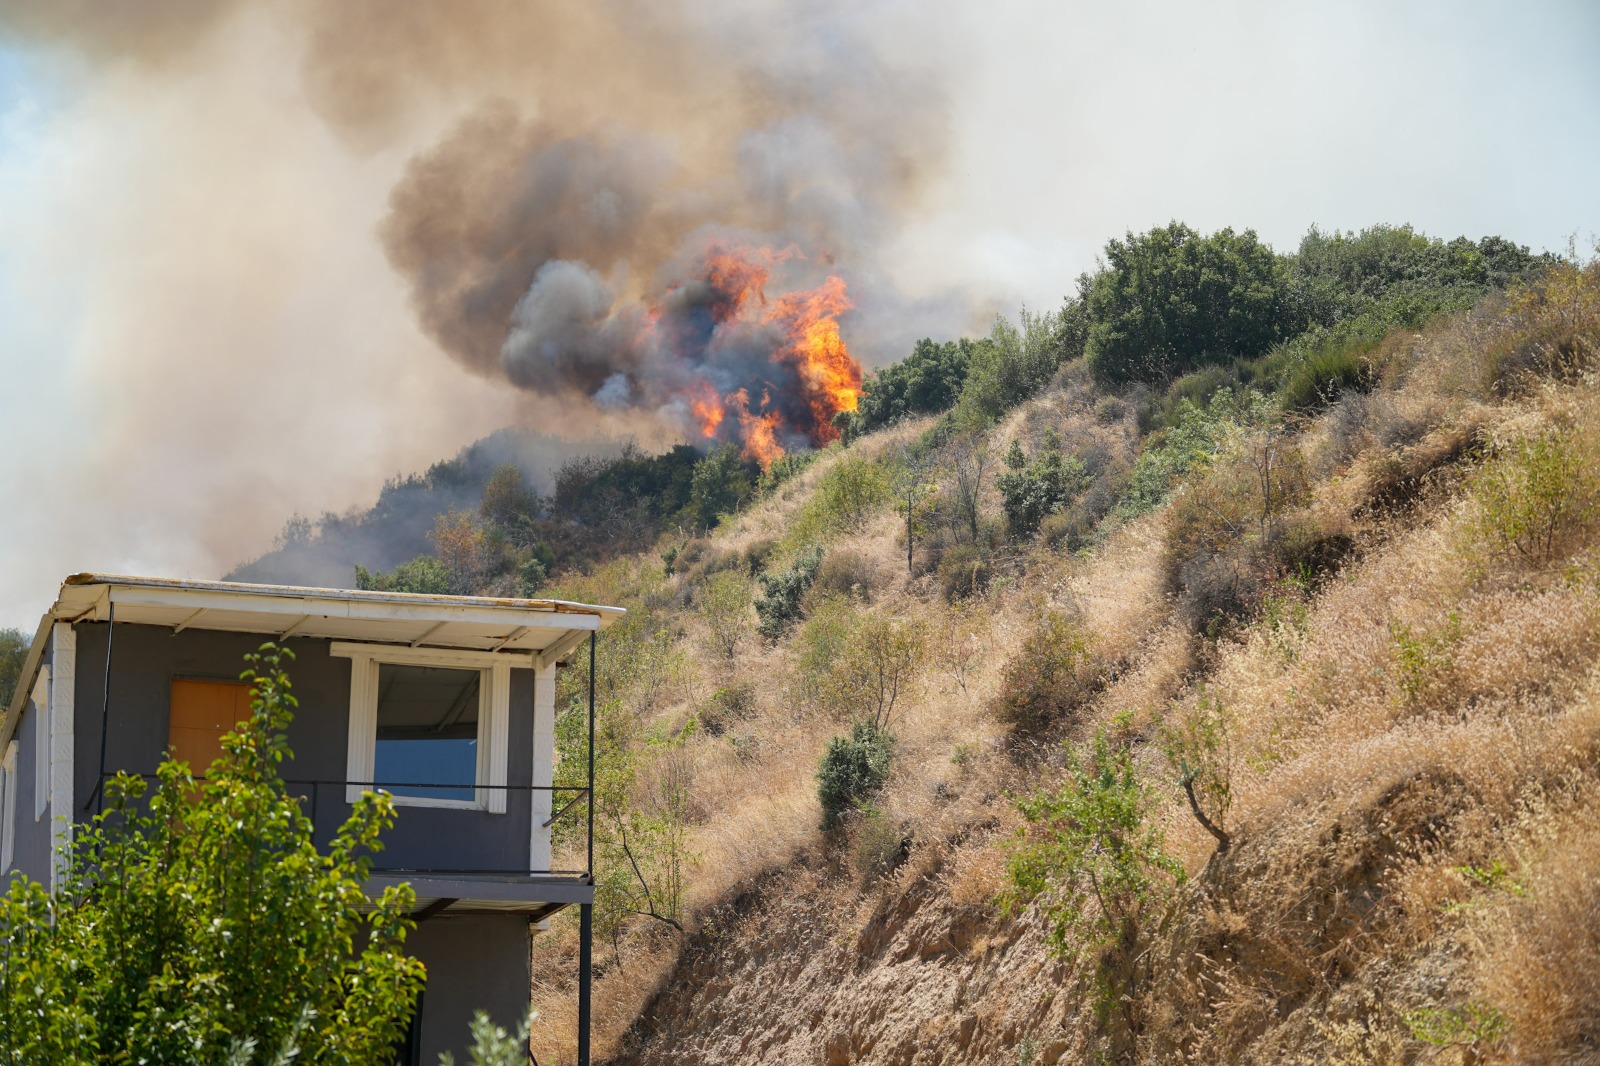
[{"left": 527, "top": 261, "right": 1600, "bottom": 1065}]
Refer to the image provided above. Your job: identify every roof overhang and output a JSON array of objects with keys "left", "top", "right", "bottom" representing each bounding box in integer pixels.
[{"left": 1, "top": 573, "right": 625, "bottom": 750}]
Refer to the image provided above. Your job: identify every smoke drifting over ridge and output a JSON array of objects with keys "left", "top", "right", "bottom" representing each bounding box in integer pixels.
[
  {"left": 7, "top": 0, "right": 949, "bottom": 464},
  {"left": 367, "top": 4, "right": 944, "bottom": 461}
]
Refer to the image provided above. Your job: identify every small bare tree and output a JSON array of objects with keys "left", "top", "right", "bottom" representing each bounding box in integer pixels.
[
  {"left": 891, "top": 446, "right": 936, "bottom": 573},
  {"left": 948, "top": 432, "right": 992, "bottom": 544},
  {"left": 698, "top": 571, "right": 753, "bottom": 659}
]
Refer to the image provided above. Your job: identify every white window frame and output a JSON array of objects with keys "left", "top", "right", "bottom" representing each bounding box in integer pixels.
[
  {"left": 1, "top": 740, "right": 17, "bottom": 874},
  {"left": 32, "top": 667, "right": 50, "bottom": 820},
  {"left": 332, "top": 642, "right": 523, "bottom": 814}
]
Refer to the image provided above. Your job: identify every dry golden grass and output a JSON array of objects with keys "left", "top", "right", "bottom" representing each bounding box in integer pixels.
[{"left": 1476, "top": 803, "right": 1600, "bottom": 1063}]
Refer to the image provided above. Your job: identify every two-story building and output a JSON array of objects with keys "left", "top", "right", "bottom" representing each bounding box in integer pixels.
[{"left": 0, "top": 573, "right": 622, "bottom": 1065}]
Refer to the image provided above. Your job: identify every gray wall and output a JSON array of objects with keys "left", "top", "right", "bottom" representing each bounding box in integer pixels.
[
  {"left": 408, "top": 915, "right": 533, "bottom": 1064},
  {"left": 71, "top": 622, "right": 538, "bottom": 874}
]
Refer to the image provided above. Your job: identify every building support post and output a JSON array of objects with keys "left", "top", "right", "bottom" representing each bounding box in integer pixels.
[
  {"left": 579, "top": 630, "right": 596, "bottom": 1066},
  {"left": 578, "top": 902, "right": 593, "bottom": 1066}
]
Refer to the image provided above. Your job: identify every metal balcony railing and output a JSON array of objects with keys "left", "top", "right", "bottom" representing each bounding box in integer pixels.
[{"left": 88, "top": 773, "right": 594, "bottom": 882}]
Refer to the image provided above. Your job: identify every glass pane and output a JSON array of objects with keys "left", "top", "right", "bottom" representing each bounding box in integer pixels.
[{"left": 373, "top": 664, "right": 481, "bottom": 802}]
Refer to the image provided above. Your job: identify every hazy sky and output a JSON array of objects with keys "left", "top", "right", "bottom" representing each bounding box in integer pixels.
[{"left": 0, "top": 0, "right": 1595, "bottom": 627}]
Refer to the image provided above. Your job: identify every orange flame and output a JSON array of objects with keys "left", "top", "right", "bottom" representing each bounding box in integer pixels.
[
  {"left": 772, "top": 275, "right": 861, "bottom": 445},
  {"left": 653, "top": 243, "right": 864, "bottom": 469},
  {"left": 729, "top": 388, "right": 783, "bottom": 469},
  {"left": 687, "top": 381, "right": 724, "bottom": 439}
]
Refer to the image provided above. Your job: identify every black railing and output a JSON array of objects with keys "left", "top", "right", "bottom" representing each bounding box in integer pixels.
[{"left": 89, "top": 772, "right": 593, "bottom": 881}]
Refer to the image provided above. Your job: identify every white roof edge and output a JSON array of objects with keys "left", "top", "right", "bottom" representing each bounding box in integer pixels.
[
  {"left": 0, "top": 573, "right": 626, "bottom": 751},
  {"left": 61, "top": 572, "right": 626, "bottom": 624}
]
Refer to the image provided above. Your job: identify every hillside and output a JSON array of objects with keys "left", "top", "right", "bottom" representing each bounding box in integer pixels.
[
  {"left": 238, "top": 223, "right": 1599, "bottom": 1064},
  {"left": 536, "top": 248, "right": 1600, "bottom": 1064}
]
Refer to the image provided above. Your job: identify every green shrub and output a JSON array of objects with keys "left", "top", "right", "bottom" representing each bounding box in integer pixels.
[
  {"left": 0, "top": 627, "right": 27, "bottom": 710},
  {"left": 685, "top": 443, "right": 758, "bottom": 529},
  {"left": 742, "top": 536, "right": 779, "bottom": 574},
  {"left": 1278, "top": 344, "right": 1376, "bottom": 412},
  {"left": 991, "top": 611, "right": 1099, "bottom": 732},
  {"left": 1093, "top": 395, "right": 1129, "bottom": 423},
  {"left": 439, "top": 1011, "right": 537, "bottom": 1066},
  {"left": 1401, "top": 1003, "right": 1507, "bottom": 1050},
  {"left": 1388, "top": 611, "right": 1464, "bottom": 708},
  {"left": 700, "top": 681, "right": 757, "bottom": 737},
  {"left": 792, "top": 604, "right": 928, "bottom": 726},
  {"left": 756, "top": 546, "right": 824, "bottom": 640},
  {"left": 1085, "top": 223, "right": 1295, "bottom": 387},
  {"left": 953, "top": 308, "right": 1064, "bottom": 424},
  {"left": 1164, "top": 430, "right": 1314, "bottom": 632},
  {"left": 1003, "top": 730, "right": 1185, "bottom": 1027},
  {"left": 1486, "top": 258, "right": 1600, "bottom": 393},
  {"left": 355, "top": 555, "right": 453, "bottom": 595},
  {"left": 1463, "top": 426, "right": 1600, "bottom": 568},
  {"left": 1004, "top": 730, "right": 1186, "bottom": 959},
  {"left": 817, "top": 720, "right": 894, "bottom": 829},
  {"left": 1119, "top": 389, "right": 1269, "bottom": 519},
  {"left": 1160, "top": 693, "right": 1234, "bottom": 849},
  {"left": 818, "top": 455, "right": 893, "bottom": 530},
  {"left": 996, "top": 434, "right": 1091, "bottom": 537},
  {"left": 479, "top": 463, "right": 539, "bottom": 528},
  {"left": 516, "top": 556, "right": 548, "bottom": 596},
  {"left": 758, "top": 449, "right": 823, "bottom": 495},
  {"left": 846, "top": 337, "right": 976, "bottom": 438},
  {"left": 808, "top": 547, "right": 877, "bottom": 602}
]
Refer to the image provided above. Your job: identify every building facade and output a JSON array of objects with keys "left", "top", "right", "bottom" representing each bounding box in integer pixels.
[{"left": 0, "top": 574, "right": 620, "bottom": 1064}]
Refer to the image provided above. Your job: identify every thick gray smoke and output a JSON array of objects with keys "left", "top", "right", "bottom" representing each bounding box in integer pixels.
[
  {"left": 365, "top": 8, "right": 949, "bottom": 446},
  {"left": 6, "top": 0, "right": 951, "bottom": 447}
]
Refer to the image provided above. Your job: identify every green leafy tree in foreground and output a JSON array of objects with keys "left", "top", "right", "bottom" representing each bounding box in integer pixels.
[
  {"left": 439, "top": 1010, "right": 537, "bottom": 1066},
  {"left": 1003, "top": 730, "right": 1185, "bottom": 1035},
  {"left": 0, "top": 645, "right": 425, "bottom": 1065}
]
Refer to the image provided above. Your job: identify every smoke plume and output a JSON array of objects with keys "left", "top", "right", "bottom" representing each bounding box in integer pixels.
[{"left": 9, "top": 0, "right": 947, "bottom": 463}]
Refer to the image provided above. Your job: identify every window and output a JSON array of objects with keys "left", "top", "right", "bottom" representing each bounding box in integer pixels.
[
  {"left": 374, "top": 664, "right": 481, "bottom": 803},
  {"left": 334, "top": 643, "right": 515, "bottom": 813}
]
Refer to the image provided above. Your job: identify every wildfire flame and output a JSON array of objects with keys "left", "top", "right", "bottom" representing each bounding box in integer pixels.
[{"left": 655, "top": 243, "right": 862, "bottom": 468}]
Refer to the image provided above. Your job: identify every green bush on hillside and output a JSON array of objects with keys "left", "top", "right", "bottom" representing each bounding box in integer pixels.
[
  {"left": 787, "top": 454, "right": 893, "bottom": 547},
  {"left": 756, "top": 546, "right": 825, "bottom": 640},
  {"left": 685, "top": 443, "right": 759, "bottom": 529},
  {"left": 1004, "top": 730, "right": 1185, "bottom": 1025},
  {"left": 954, "top": 308, "right": 1067, "bottom": 424},
  {"left": 817, "top": 720, "right": 894, "bottom": 830},
  {"left": 936, "top": 544, "right": 991, "bottom": 601},
  {"left": 1085, "top": 223, "right": 1294, "bottom": 387},
  {"left": 844, "top": 337, "right": 976, "bottom": 439},
  {"left": 1120, "top": 389, "right": 1270, "bottom": 518},
  {"left": 996, "top": 433, "right": 1091, "bottom": 537},
  {"left": 0, "top": 627, "right": 27, "bottom": 710},
  {"left": 1463, "top": 426, "right": 1600, "bottom": 568},
  {"left": 355, "top": 554, "right": 454, "bottom": 595}
]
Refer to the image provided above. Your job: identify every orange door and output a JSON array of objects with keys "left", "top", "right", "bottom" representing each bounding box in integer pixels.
[{"left": 169, "top": 680, "right": 253, "bottom": 777}]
